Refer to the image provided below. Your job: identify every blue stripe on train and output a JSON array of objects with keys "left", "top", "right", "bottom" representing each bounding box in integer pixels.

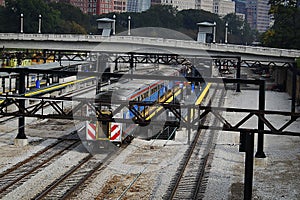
[{"left": 128, "top": 86, "right": 167, "bottom": 118}]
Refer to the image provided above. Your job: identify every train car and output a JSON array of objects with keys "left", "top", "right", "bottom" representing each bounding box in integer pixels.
[
  {"left": 90, "top": 64, "right": 183, "bottom": 144},
  {"left": 84, "top": 63, "right": 209, "bottom": 149}
]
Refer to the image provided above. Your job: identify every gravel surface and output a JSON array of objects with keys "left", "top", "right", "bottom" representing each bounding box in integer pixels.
[
  {"left": 0, "top": 139, "right": 57, "bottom": 174},
  {"left": 73, "top": 131, "right": 194, "bottom": 200},
  {"left": 1, "top": 144, "right": 90, "bottom": 200}
]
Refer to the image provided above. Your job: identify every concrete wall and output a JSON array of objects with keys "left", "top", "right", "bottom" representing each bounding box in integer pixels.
[
  {"left": 273, "top": 67, "right": 287, "bottom": 91},
  {"left": 272, "top": 67, "right": 300, "bottom": 105},
  {"left": 286, "top": 69, "right": 300, "bottom": 105}
]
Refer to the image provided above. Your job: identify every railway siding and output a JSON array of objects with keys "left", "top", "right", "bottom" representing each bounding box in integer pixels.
[{"left": 1, "top": 144, "right": 89, "bottom": 200}]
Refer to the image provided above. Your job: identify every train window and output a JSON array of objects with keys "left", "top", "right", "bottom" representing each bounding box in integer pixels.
[
  {"left": 144, "top": 92, "right": 148, "bottom": 98},
  {"left": 151, "top": 88, "right": 155, "bottom": 94}
]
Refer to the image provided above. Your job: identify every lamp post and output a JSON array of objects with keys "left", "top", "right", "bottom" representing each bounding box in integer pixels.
[
  {"left": 113, "top": 14, "right": 116, "bottom": 35},
  {"left": 225, "top": 22, "right": 228, "bottom": 44},
  {"left": 128, "top": 16, "right": 131, "bottom": 36},
  {"left": 213, "top": 21, "right": 216, "bottom": 43},
  {"left": 38, "top": 14, "right": 42, "bottom": 34},
  {"left": 20, "top": 13, "right": 24, "bottom": 33}
]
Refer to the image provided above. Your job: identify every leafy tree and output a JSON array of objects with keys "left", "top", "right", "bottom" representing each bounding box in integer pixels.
[
  {"left": 268, "top": 0, "right": 298, "bottom": 7},
  {"left": 0, "top": 0, "right": 90, "bottom": 34},
  {"left": 261, "top": 0, "right": 300, "bottom": 49},
  {"left": 223, "top": 13, "right": 255, "bottom": 45},
  {"left": 48, "top": 2, "right": 91, "bottom": 34},
  {"left": 177, "top": 9, "right": 223, "bottom": 40},
  {"left": 0, "top": 2, "right": 257, "bottom": 44},
  {"left": 3, "top": 0, "right": 62, "bottom": 33}
]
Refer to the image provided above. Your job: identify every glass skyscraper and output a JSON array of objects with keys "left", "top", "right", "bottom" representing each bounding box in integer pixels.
[{"left": 127, "top": 0, "right": 151, "bottom": 12}]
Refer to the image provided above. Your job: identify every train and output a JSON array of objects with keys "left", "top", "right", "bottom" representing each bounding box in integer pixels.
[{"left": 84, "top": 63, "right": 208, "bottom": 149}]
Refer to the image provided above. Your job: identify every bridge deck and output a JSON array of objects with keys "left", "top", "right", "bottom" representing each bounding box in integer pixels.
[{"left": 1, "top": 33, "right": 299, "bottom": 61}]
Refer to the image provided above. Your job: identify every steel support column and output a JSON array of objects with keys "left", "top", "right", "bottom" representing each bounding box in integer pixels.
[
  {"left": 130, "top": 53, "right": 134, "bottom": 78},
  {"left": 2, "top": 77, "right": 5, "bottom": 93},
  {"left": 9, "top": 74, "right": 11, "bottom": 92},
  {"left": 16, "top": 71, "right": 27, "bottom": 139},
  {"left": 244, "top": 131, "right": 254, "bottom": 200},
  {"left": 255, "top": 81, "right": 266, "bottom": 158},
  {"left": 187, "top": 107, "right": 191, "bottom": 145},
  {"left": 236, "top": 57, "right": 241, "bottom": 92},
  {"left": 291, "top": 63, "right": 297, "bottom": 113},
  {"left": 43, "top": 49, "right": 47, "bottom": 63}
]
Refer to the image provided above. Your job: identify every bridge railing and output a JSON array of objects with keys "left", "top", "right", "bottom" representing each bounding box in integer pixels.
[{"left": 1, "top": 33, "right": 300, "bottom": 58}]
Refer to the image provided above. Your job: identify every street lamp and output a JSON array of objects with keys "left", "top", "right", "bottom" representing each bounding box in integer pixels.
[
  {"left": 38, "top": 14, "right": 42, "bottom": 34},
  {"left": 213, "top": 21, "right": 216, "bottom": 43},
  {"left": 113, "top": 14, "right": 116, "bottom": 35},
  {"left": 128, "top": 16, "right": 131, "bottom": 36},
  {"left": 20, "top": 13, "right": 24, "bottom": 33},
  {"left": 225, "top": 22, "right": 228, "bottom": 44}
]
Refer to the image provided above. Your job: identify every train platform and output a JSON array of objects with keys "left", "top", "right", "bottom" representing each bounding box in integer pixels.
[{"left": 203, "top": 90, "right": 300, "bottom": 199}]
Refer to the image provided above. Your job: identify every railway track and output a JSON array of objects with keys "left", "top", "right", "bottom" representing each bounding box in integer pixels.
[
  {"left": 164, "top": 83, "right": 226, "bottom": 200},
  {"left": 33, "top": 154, "right": 102, "bottom": 199},
  {"left": 32, "top": 141, "right": 131, "bottom": 200},
  {"left": 0, "top": 134, "right": 80, "bottom": 198}
]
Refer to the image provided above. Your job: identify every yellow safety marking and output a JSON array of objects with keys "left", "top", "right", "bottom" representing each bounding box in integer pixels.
[
  {"left": 0, "top": 80, "right": 46, "bottom": 95},
  {"left": 184, "top": 107, "right": 197, "bottom": 122},
  {"left": 96, "top": 121, "right": 110, "bottom": 141},
  {"left": 146, "top": 88, "right": 182, "bottom": 120},
  {"left": 195, "top": 83, "right": 211, "bottom": 105},
  {"left": 100, "top": 110, "right": 112, "bottom": 115},
  {"left": 25, "top": 77, "right": 95, "bottom": 97},
  {"left": 182, "top": 83, "right": 211, "bottom": 122},
  {"left": 0, "top": 77, "right": 94, "bottom": 104},
  {"left": 96, "top": 138, "right": 110, "bottom": 141}
]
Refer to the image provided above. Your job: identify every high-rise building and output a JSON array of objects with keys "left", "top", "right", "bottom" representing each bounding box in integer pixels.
[
  {"left": 213, "top": 0, "right": 235, "bottom": 16},
  {"left": 246, "top": 0, "right": 270, "bottom": 32},
  {"left": 97, "top": 0, "right": 113, "bottom": 14},
  {"left": 195, "top": 0, "right": 235, "bottom": 16},
  {"left": 161, "top": 0, "right": 195, "bottom": 10},
  {"left": 233, "top": 0, "right": 246, "bottom": 14},
  {"left": 151, "top": 0, "right": 161, "bottom": 6},
  {"left": 127, "top": 0, "right": 151, "bottom": 12},
  {"left": 196, "top": 0, "right": 213, "bottom": 12},
  {"left": 113, "top": 0, "right": 127, "bottom": 12},
  {"left": 61, "top": 0, "right": 97, "bottom": 15},
  {"left": 56, "top": 0, "right": 113, "bottom": 15}
]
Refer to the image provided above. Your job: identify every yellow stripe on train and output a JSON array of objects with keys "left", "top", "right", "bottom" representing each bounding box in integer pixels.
[{"left": 146, "top": 88, "right": 182, "bottom": 120}]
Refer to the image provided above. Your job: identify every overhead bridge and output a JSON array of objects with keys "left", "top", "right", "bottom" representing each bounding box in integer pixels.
[{"left": 1, "top": 33, "right": 299, "bottom": 62}]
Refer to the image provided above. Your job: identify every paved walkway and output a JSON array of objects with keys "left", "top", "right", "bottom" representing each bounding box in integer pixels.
[{"left": 203, "top": 90, "right": 300, "bottom": 200}]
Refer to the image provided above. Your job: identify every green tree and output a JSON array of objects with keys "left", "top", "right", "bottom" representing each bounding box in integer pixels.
[
  {"left": 100, "top": 7, "right": 228, "bottom": 41},
  {"left": 48, "top": 2, "right": 91, "bottom": 34},
  {"left": 223, "top": 13, "right": 255, "bottom": 45},
  {"left": 0, "top": 0, "right": 90, "bottom": 34},
  {"left": 261, "top": 0, "right": 300, "bottom": 49},
  {"left": 3, "top": 0, "right": 62, "bottom": 33},
  {"left": 177, "top": 9, "right": 222, "bottom": 40}
]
